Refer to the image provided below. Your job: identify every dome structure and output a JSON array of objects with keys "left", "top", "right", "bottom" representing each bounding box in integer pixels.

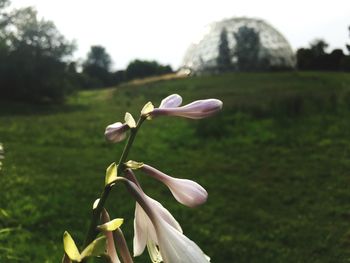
[{"left": 182, "top": 17, "right": 295, "bottom": 73}]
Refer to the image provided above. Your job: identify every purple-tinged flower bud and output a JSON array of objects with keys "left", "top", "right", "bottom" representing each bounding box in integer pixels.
[
  {"left": 105, "top": 112, "right": 136, "bottom": 143},
  {"left": 104, "top": 122, "right": 129, "bottom": 143},
  {"left": 150, "top": 98, "right": 223, "bottom": 119},
  {"left": 140, "top": 165, "right": 208, "bottom": 207},
  {"left": 159, "top": 94, "right": 183, "bottom": 108}
]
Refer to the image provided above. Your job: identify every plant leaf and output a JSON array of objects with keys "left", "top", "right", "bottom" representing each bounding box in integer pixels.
[
  {"left": 81, "top": 236, "right": 107, "bottom": 259},
  {"left": 105, "top": 163, "right": 118, "bottom": 186},
  {"left": 125, "top": 160, "right": 144, "bottom": 170},
  {"left": 141, "top": 101, "right": 154, "bottom": 116},
  {"left": 124, "top": 112, "right": 136, "bottom": 128},
  {"left": 63, "top": 231, "right": 81, "bottom": 262},
  {"left": 97, "top": 218, "right": 124, "bottom": 232}
]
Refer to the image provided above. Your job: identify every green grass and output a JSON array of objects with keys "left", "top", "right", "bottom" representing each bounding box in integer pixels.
[{"left": 2, "top": 72, "right": 350, "bottom": 262}]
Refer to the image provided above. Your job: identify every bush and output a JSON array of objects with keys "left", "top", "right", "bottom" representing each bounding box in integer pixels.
[{"left": 126, "top": 59, "right": 173, "bottom": 80}]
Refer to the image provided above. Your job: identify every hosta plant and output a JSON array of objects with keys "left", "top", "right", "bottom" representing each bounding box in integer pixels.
[{"left": 62, "top": 94, "right": 223, "bottom": 263}]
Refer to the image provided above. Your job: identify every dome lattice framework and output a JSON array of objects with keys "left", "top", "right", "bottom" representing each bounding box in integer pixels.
[{"left": 182, "top": 17, "right": 296, "bottom": 72}]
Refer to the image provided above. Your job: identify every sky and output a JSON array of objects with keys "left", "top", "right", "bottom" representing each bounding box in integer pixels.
[{"left": 9, "top": 0, "right": 350, "bottom": 70}]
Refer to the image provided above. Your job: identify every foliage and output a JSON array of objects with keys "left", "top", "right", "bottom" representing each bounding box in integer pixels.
[
  {"left": 310, "top": 39, "right": 329, "bottom": 56},
  {"left": 217, "top": 27, "right": 232, "bottom": 71},
  {"left": 80, "top": 47, "right": 172, "bottom": 89},
  {"left": 346, "top": 26, "right": 350, "bottom": 54},
  {"left": 81, "top": 45, "right": 114, "bottom": 89},
  {"left": 0, "top": 0, "right": 9, "bottom": 9},
  {"left": 84, "top": 45, "right": 112, "bottom": 70},
  {"left": 126, "top": 59, "right": 172, "bottom": 80},
  {"left": 0, "top": 3, "right": 76, "bottom": 103},
  {"left": 233, "top": 26, "right": 265, "bottom": 71},
  {"left": 2, "top": 72, "right": 350, "bottom": 262},
  {"left": 297, "top": 38, "right": 350, "bottom": 71}
]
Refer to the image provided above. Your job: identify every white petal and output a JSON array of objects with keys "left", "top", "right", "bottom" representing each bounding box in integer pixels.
[
  {"left": 133, "top": 203, "right": 148, "bottom": 256},
  {"left": 155, "top": 220, "right": 210, "bottom": 263},
  {"left": 146, "top": 196, "right": 182, "bottom": 233},
  {"left": 159, "top": 94, "right": 183, "bottom": 108},
  {"left": 134, "top": 194, "right": 183, "bottom": 259},
  {"left": 124, "top": 178, "right": 207, "bottom": 263}
]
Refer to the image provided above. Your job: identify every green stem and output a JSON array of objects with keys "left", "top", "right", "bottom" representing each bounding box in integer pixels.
[
  {"left": 82, "top": 116, "right": 146, "bottom": 251},
  {"left": 83, "top": 185, "right": 111, "bottom": 248},
  {"left": 117, "top": 117, "right": 145, "bottom": 173}
]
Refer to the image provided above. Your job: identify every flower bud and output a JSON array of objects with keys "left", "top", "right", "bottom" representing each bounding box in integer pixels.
[
  {"left": 151, "top": 98, "right": 223, "bottom": 119},
  {"left": 140, "top": 165, "right": 208, "bottom": 207},
  {"left": 104, "top": 122, "right": 129, "bottom": 143}
]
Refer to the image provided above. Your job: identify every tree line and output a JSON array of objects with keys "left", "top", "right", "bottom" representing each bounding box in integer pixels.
[
  {"left": 0, "top": 0, "right": 172, "bottom": 103},
  {"left": 296, "top": 34, "right": 350, "bottom": 71},
  {"left": 216, "top": 25, "right": 350, "bottom": 72}
]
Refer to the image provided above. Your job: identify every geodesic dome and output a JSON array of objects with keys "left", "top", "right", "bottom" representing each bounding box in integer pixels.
[{"left": 182, "top": 17, "right": 295, "bottom": 72}]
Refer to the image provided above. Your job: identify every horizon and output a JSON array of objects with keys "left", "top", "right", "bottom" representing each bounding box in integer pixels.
[{"left": 10, "top": 0, "right": 350, "bottom": 70}]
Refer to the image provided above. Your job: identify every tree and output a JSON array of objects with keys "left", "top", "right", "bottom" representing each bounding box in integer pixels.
[
  {"left": 84, "top": 45, "right": 112, "bottom": 70},
  {"left": 296, "top": 48, "right": 314, "bottom": 70},
  {"left": 297, "top": 39, "right": 346, "bottom": 71},
  {"left": 3, "top": 7, "right": 74, "bottom": 57},
  {"left": 216, "top": 27, "right": 231, "bottom": 71},
  {"left": 233, "top": 26, "right": 262, "bottom": 71},
  {"left": 0, "top": 5, "right": 76, "bottom": 102},
  {"left": 310, "top": 39, "right": 328, "bottom": 57},
  {"left": 125, "top": 60, "right": 172, "bottom": 80},
  {"left": 0, "top": 0, "right": 9, "bottom": 9},
  {"left": 346, "top": 26, "right": 350, "bottom": 54},
  {"left": 82, "top": 45, "right": 113, "bottom": 88},
  {"left": 0, "top": 0, "right": 10, "bottom": 48}
]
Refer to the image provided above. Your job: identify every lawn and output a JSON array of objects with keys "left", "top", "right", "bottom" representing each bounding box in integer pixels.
[{"left": 1, "top": 72, "right": 350, "bottom": 262}]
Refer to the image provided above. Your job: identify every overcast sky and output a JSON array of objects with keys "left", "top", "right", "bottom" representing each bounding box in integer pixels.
[{"left": 10, "top": 0, "right": 350, "bottom": 70}]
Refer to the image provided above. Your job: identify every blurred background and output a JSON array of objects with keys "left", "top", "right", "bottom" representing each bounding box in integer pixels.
[{"left": 1, "top": 0, "right": 350, "bottom": 262}]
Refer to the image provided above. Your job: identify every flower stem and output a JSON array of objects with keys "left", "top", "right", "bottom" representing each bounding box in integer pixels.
[
  {"left": 114, "top": 228, "right": 134, "bottom": 263},
  {"left": 82, "top": 116, "right": 146, "bottom": 251},
  {"left": 117, "top": 117, "right": 145, "bottom": 173}
]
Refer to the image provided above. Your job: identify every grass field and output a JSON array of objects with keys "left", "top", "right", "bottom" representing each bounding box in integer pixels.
[{"left": 2, "top": 72, "right": 350, "bottom": 262}]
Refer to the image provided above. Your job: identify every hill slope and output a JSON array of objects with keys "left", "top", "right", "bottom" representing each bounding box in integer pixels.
[{"left": 1, "top": 72, "right": 350, "bottom": 262}]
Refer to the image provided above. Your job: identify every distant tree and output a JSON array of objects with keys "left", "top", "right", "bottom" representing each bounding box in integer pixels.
[
  {"left": 233, "top": 26, "right": 262, "bottom": 71},
  {"left": 84, "top": 45, "right": 112, "bottom": 70},
  {"left": 111, "top": 70, "right": 126, "bottom": 85},
  {"left": 217, "top": 27, "right": 231, "bottom": 71},
  {"left": 340, "top": 56, "right": 350, "bottom": 71},
  {"left": 340, "top": 26, "right": 350, "bottom": 71},
  {"left": 126, "top": 60, "right": 172, "bottom": 80},
  {"left": 297, "top": 39, "right": 346, "bottom": 71},
  {"left": 296, "top": 48, "right": 314, "bottom": 70},
  {"left": 0, "top": 5, "right": 76, "bottom": 102},
  {"left": 346, "top": 26, "right": 350, "bottom": 54},
  {"left": 327, "top": 49, "right": 345, "bottom": 70},
  {"left": 82, "top": 45, "right": 113, "bottom": 88},
  {"left": 0, "top": 0, "right": 9, "bottom": 9},
  {"left": 0, "top": 0, "right": 10, "bottom": 48},
  {"left": 310, "top": 39, "right": 329, "bottom": 57}
]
